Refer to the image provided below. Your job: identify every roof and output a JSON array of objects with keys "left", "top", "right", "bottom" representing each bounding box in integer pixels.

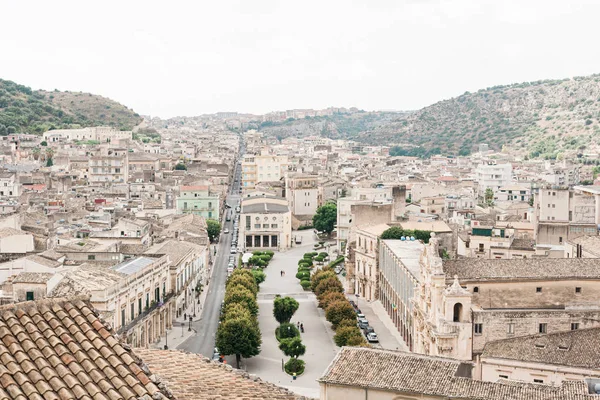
[
  {"left": 24, "top": 254, "right": 62, "bottom": 269},
  {"left": 50, "top": 264, "right": 125, "bottom": 296},
  {"left": 135, "top": 349, "right": 306, "bottom": 399},
  {"left": 112, "top": 257, "right": 155, "bottom": 275},
  {"left": 0, "top": 298, "right": 166, "bottom": 399},
  {"left": 357, "top": 223, "right": 391, "bottom": 236},
  {"left": 482, "top": 327, "right": 600, "bottom": 370},
  {"left": 400, "top": 220, "right": 451, "bottom": 233},
  {"left": 11, "top": 272, "right": 53, "bottom": 284},
  {"left": 242, "top": 202, "right": 289, "bottom": 214},
  {"left": 180, "top": 185, "right": 209, "bottom": 191},
  {"left": 567, "top": 235, "right": 600, "bottom": 257},
  {"left": 381, "top": 240, "right": 424, "bottom": 280},
  {"left": 443, "top": 258, "right": 600, "bottom": 282},
  {"left": 319, "top": 347, "right": 595, "bottom": 400},
  {"left": 0, "top": 228, "right": 29, "bottom": 238},
  {"left": 144, "top": 240, "right": 203, "bottom": 266}
]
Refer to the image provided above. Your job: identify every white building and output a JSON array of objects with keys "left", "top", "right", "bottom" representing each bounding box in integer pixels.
[
  {"left": 0, "top": 172, "right": 19, "bottom": 198},
  {"left": 241, "top": 153, "right": 289, "bottom": 190},
  {"left": 239, "top": 197, "right": 292, "bottom": 251},
  {"left": 475, "top": 162, "right": 513, "bottom": 196}
]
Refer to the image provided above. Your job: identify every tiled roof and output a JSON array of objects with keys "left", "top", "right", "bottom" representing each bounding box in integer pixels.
[
  {"left": 443, "top": 258, "right": 600, "bottom": 282},
  {"left": 0, "top": 298, "right": 165, "bottom": 399},
  {"left": 319, "top": 347, "right": 597, "bottom": 400},
  {"left": 0, "top": 228, "right": 28, "bottom": 238},
  {"left": 482, "top": 327, "right": 600, "bottom": 369},
  {"left": 11, "top": 272, "right": 53, "bottom": 284},
  {"left": 135, "top": 349, "right": 306, "bottom": 400}
]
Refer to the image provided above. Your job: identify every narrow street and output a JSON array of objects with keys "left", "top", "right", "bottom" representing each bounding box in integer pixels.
[{"left": 177, "top": 141, "right": 243, "bottom": 357}]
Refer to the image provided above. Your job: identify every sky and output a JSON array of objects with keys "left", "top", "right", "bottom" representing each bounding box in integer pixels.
[{"left": 1, "top": 0, "right": 599, "bottom": 118}]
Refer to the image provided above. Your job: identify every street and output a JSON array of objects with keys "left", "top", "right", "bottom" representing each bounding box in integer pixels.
[{"left": 177, "top": 140, "right": 243, "bottom": 356}]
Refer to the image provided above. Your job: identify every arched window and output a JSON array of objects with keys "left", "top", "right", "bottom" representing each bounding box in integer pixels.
[{"left": 453, "top": 303, "right": 463, "bottom": 322}]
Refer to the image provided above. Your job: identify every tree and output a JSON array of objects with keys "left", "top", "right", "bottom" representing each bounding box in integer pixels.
[
  {"left": 251, "top": 269, "right": 266, "bottom": 286},
  {"left": 279, "top": 337, "right": 306, "bottom": 358},
  {"left": 311, "top": 269, "right": 336, "bottom": 292},
  {"left": 224, "top": 286, "right": 258, "bottom": 317},
  {"left": 380, "top": 227, "right": 431, "bottom": 243},
  {"left": 227, "top": 274, "right": 258, "bottom": 296},
  {"left": 318, "top": 291, "right": 347, "bottom": 309},
  {"left": 31, "top": 147, "right": 40, "bottom": 160},
  {"left": 206, "top": 219, "right": 221, "bottom": 242},
  {"left": 46, "top": 158, "right": 53, "bottom": 167},
  {"left": 315, "top": 277, "right": 344, "bottom": 298},
  {"left": 273, "top": 296, "right": 299, "bottom": 324},
  {"left": 40, "top": 140, "right": 48, "bottom": 146},
  {"left": 334, "top": 325, "right": 362, "bottom": 347},
  {"left": 174, "top": 163, "right": 187, "bottom": 170},
  {"left": 277, "top": 322, "right": 300, "bottom": 340},
  {"left": 484, "top": 188, "right": 494, "bottom": 206},
  {"left": 216, "top": 316, "right": 261, "bottom": 368},
  {"left": 325, "top": 300, "right": 356, "bottom": 329},
  {"left": 346, "top": 334, "right": 368, "bottom": 347},
  {"left": 312, "top": 203, "right": 337, "bottom": 235}
]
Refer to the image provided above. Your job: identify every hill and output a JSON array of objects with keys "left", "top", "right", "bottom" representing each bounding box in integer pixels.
[
  {"left": 0, "top": 79, "right": 142, "bottom": 135},
  {"left": 360, "top": 74, "right": 600, "bottom": 159}
]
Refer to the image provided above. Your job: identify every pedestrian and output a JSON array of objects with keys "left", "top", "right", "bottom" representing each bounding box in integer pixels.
[
  {"left": 300, "top": 323, "right": 304, "bottom": 333},
  {"left": 184, "top": 313, "right": 187, "bottom": 321},
  {"left": 297, "top": 321, "right": 300, "bottom": 329},
  {"left": 293, "top": 372, "right": 297, "bottom": 380}
]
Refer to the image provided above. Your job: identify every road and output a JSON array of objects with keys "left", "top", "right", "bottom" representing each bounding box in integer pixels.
[{"left": 178, "top": 139, "right": 244, "bottom": 357}]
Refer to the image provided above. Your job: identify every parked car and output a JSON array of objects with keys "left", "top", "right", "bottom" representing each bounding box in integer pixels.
[
  {"left": 212, "top": 347, "right": 221, "bottom": 361},
  {"left": 357, "top": 313, "right": 366, "bottom": 320},
  {"left": 366, "top": 332, "right": 379, "bottom": 343},
  {"left": 363, "top": 326, "right": 375, "bottom": 336},
  {"left": 349, "top": 300, "right": 358, "bottom": 310},
  {"left": 230, "top": 248, "right": 237, "bottom": 254},
  {"left": 223, "top": 228, "right": 229, "bottom": 234},
  {"left": 358, "top": 319, "right": 369, "bottom": 330}
]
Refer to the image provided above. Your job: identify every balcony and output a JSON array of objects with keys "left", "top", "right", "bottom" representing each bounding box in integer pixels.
[{"left": 117, "top": 292, "right": 175, "bottom": 335}]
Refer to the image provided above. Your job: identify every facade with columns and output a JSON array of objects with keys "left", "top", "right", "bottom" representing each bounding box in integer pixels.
[{"left": 239, "top": 196, "right": 292, "bottom": 251}]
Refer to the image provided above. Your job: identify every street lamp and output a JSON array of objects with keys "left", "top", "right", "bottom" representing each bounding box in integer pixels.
[{"left": 188, "top": 316, "right": 193, "bottom": 331}]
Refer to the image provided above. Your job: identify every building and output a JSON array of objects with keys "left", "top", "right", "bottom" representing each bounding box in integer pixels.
[
  {"left": 50, "top": 255, "right": 172, "bottom": 348},
  {"left": 353, "top": 224, "right": 389, "bottom": 302},
  {"left": 475, "top": 162, "right": 513, "bottom": 196},
  {"left": 285, "top": 174, "right": 320, "bottom": 226},
  {"left": 412, "top": 235, "right": 600, "bottom": 361},
  {"left": 480, "top": 327, "right": 600, "bottom": 385},
  {"left": 241, "top": 153, "right": 288, "bottom": 190},
  {"left": 239, "top": 196, "right": 292, "bottom": 251},
  {"left": 497, "top": 184, "right": 532, "bottom": 203},
  {"left": 89, "top": 218, "right": 151, "bottom": 246},
  {"left": 42, "top": 126, "right": 133, "bottom": 143},
  {"left": 176, "top": 185, "right": 220, "bottom": 220},
  {"left": 319, "top": 346, "right": 600, "bottom": 400},
  {"left": 378, "top": 239, "right": 424, "bottom": 350},
  {"left": 458, "top": 225, "right": 536, "bottom": 259},
  {"left": 88, "top": 149, "right": 129, "bottom": 185},
  {"left": 0, "top": 227, "right": 34, "bottom": 253}
]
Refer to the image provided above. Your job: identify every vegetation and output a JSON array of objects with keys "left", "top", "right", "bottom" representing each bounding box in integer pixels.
[
  {"left": 314, "top": 277, "right": 344, "bottom": 297},
  {"left": 206, "top": 219, "right": 221, "bottom": 242},
  {"left": 275, "top": 322, "right": 300, "bottom": 341},
  {"left": 318, "top": 291, "right": 347, "bottom": 309},
  {"left": 325, "top": 300, "right": 357, "bottom": 329},
  {"left": 217, "top": 269, "right": 262, "bottom": 368},
  {"left": 312, "top": 203, "right": 337, "bottom": 235},
  {"left": 0, "top": 79, "right": 141, "bottom": 135},
  {"left": 174, "top": 163, "right": 187, "bottom": 171},
  {"left": 248, "top": 251, "right": 273, "bottom": 268},
  {"left": 251, "top": 269, "right": 266, "bottom": 285},
  {"left": 273, "top": 295, "right": 299, "bottom": 324},
  {"left": 284, "top": 358, "right": 305, "bottom": 375},
  {"left": 279, "top": 337, "right": 306, "bottom": 358},
  {"left": 380, "top": 226, "right": 431, "bottom": 243},
  {"left": 133, "top": 127, "right": 161, "bottom": 143},
  {"left": 334, "top": 325, "right": 364, "bottom": 347}
]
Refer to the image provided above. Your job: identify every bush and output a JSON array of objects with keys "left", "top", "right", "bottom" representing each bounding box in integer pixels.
[
  {"left": 328, "top": 256, "right": 345, "bottom": 268},
  {"left": 297, "top": 225, "right": 313, "bottom": 230},
  {"left": 318, "top": 291, "right": 346, "bottom": 309},
  {"left": 311, "top": 270, "right": 336, "bottom": 292},
  {"left": 251, "top": 269, "right": 266, "bottom": 285},
  {"left": 276, "top": 322, "right": 300, "bottom": 341},
  {"left": 300, "top": 280, "right": 311, "bottom": 290},
  {"left": 279, "top": 337, "right": 306, "bottom": 358},
  {"left": 284, "top": 358, "right": 305, "bottom": 375},
  {"left": 319, "top": 252, "right": 328, "bottom": 257},
  {"left": 337, "top": 319, "right": 357, "bottom": 329},
  {"left": 252, "top": 251, "right": 263, "bottom": 256},
  {"left": 325, "top": 300, "right": 357, "bottom": 329},
  {"left": 264, "top": 250, "right": 274, "bottom": 257},
  {"left": 296, "top": 271, "right": 310, "bottom": 280},
  {"left": 347, "top": 335, "right": 368, "bottom": 347},
  {"left": 334, "top": 326, "right": 363, "bottom": 347},
  {"left": 298, "top": 262, "right": 311, "bottom": 269}
]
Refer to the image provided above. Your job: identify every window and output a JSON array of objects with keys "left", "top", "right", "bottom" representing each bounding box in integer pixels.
[
  {"left": 138, "top": 298, "right": 142, "bottom": 315},
  {"left": 539, "top": 323, "right": 547, "bottom": 334},
  {"left": 130, "top": 303, "right": 134, "bottom": 320},
  {"left": 121, "top": 309, "right": 126, "bottom": 327},
  {"left": 507, "top": 323, "right": 514, "bottom": 334},
  {"left": 533, "top": 379, "right": 544, "bottom": 384},
  {"left": 499, "top": 375, "right": 508, "bottom": 379},
  {"left": 473, "top": 287, "right": 479, "bottom": 293},
  {"left": 254, "top": 224, "right": 261, "bottom": 229},
  {"left": 474, "top": 323, "right": 483, "bottom": 335},
  {"left": 271, "top": 224, "right": 278, "bottom": 228},
  {"left": 536, "top": 287, "right": 542, "bottom": 293},
  {"left": 87, "top": 254, "right": 96, "bottom": 260},
  {"left": 155, "top": 287, "right": 160, "bottom": 302},
  {"left": 559, "top": 236, "right": 563, "bottom": 244},
  {"left": 575, "top": 287, "right": 582, "bottom": 293},
  {"left": 26, "top": 291, "right": 34, "bottom": 301},
  {"left": 571, "top": 323, "right": 579, "bottom": 330},
  {"left": 145, "top": 293, "right": 149, "bottom": 309},
  {"left": 115, "top": 168, "right": 120, "bottom": 173}
]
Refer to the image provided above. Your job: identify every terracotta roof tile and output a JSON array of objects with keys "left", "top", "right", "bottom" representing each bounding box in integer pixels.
[{"left": 0, "top": 298, "right": 169, "bottom": 400}]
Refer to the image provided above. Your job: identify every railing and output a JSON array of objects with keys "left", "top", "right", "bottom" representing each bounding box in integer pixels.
[{"left": 117, "top": 292, "right": 175, "bottom": 335}]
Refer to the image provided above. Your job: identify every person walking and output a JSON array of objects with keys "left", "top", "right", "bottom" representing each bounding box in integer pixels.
[{"left": 300, "top": 323, "right": 304, "bottom": 333}]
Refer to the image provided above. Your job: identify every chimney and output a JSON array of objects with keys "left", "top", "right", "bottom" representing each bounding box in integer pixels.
[{"left": 391, "top": 185, "right": 406, "bottom": 221}]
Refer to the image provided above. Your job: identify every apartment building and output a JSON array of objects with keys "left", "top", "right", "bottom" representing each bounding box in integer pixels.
[
  {"left": 175, "top": 185, "right": 220, "bottom": 220},
  {"left": 0, "top": 172, "right": 19, "bottom": 198},
  {"left": 241, "top": 153, "right": 288, "bottom": 190},
  {"left": 285, "top": 174, "right": 320, "bottom": 227},
  {"left": 496, "top": 184, "right": 531, "bottom": 203},
  {"left": 475, "top": 162, "right": 513, "bottom": 196},
  {"left": 457, "top": 225, "right": 536, "bottom": 259},
  {"left": 239, "top": 197, "right": 292, "bottom": 251},
  {"left": 88, "top": 149, "right": 129, "bottom": 185}
]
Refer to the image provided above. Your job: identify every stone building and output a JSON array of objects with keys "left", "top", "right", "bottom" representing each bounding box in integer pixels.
[{"left": 239, "top": 196, "right": 292, "bottom": 251}]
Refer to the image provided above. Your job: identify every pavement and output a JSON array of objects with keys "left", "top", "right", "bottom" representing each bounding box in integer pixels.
[
  {"left": 233, "top": 230, "right": 336, "bottom": 398},
  {"left": 176, "top": 144, "right": 243, "bottom": 357}
]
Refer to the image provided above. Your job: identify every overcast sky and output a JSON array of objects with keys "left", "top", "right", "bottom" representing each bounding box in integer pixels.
[{"left": 1, "top": 0, "right": 599, "bottom": 118}]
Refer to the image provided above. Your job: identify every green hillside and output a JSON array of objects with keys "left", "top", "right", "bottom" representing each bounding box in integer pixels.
[{"left": 0, "top": 79, "right": 142, "bottom": 135}]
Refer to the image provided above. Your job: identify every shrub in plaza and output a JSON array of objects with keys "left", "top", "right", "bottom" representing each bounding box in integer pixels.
[
  {"left": 325, "top": 300, "right": 357, "bottom": 329},
  {"left": 337, "top": 319, "right": 358, "bottom": 329},
  {"left": 300, "top": 280, "right": 311, "bottom": 290},
  {"left": 318, "top": 291, "right": 347, "bottom": 309},
  {"left": 273, "top": 295, "right": 300, "bottom": 324},
  {"left": 334, "top": 325, "right": 363, "bottom": 347},
  {"left": 279, "top": 336, "right": 306, "bottom": 358},
  {"left": 224, "top": 286, "right": 259, "bottom": 317},
  {"left": 284, "top": 358, "right": 305, "bottom": 375},
  {"left": 346, "top": 334, "right": 369, "bottom": 347},
  {"left": 319, "top": 252, "right": 328, "bottom": 258},
  {"left": 298, "top": 261, "right": 312, "bottom": 269},
  {"left": 276, "top": 322, "right": 300, "bottom": 341},
  {"left": 310, "top": 269, "right": 336, "bottom": 292},
  {"left": 314, "top": 276, "right": 344, "bottom": 298},
  {"left": 328, "top": 256, "right": 345, "bottom": 268},
  {"left": 296, "top": 270, "right": 310, "bottom": 280},
  {"left": 226, "top": 274, "right": 258, "bottom": 296},
  {"left": 251, "top": 269, "right": 266, "bottom": 285},
  {"left": 264, "top": 250, "right": 275, "bottom": 257}
]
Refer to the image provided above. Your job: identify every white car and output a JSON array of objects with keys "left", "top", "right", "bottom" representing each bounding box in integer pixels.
[
  {"left": 223, "top": 228, "right": 229, "bottom": 234},
  {"left": 230, "top": 248, "right": 237, "bottom": 254},
  {"left": 366, "top": 332, "right": 379, "bottom": 343}
]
